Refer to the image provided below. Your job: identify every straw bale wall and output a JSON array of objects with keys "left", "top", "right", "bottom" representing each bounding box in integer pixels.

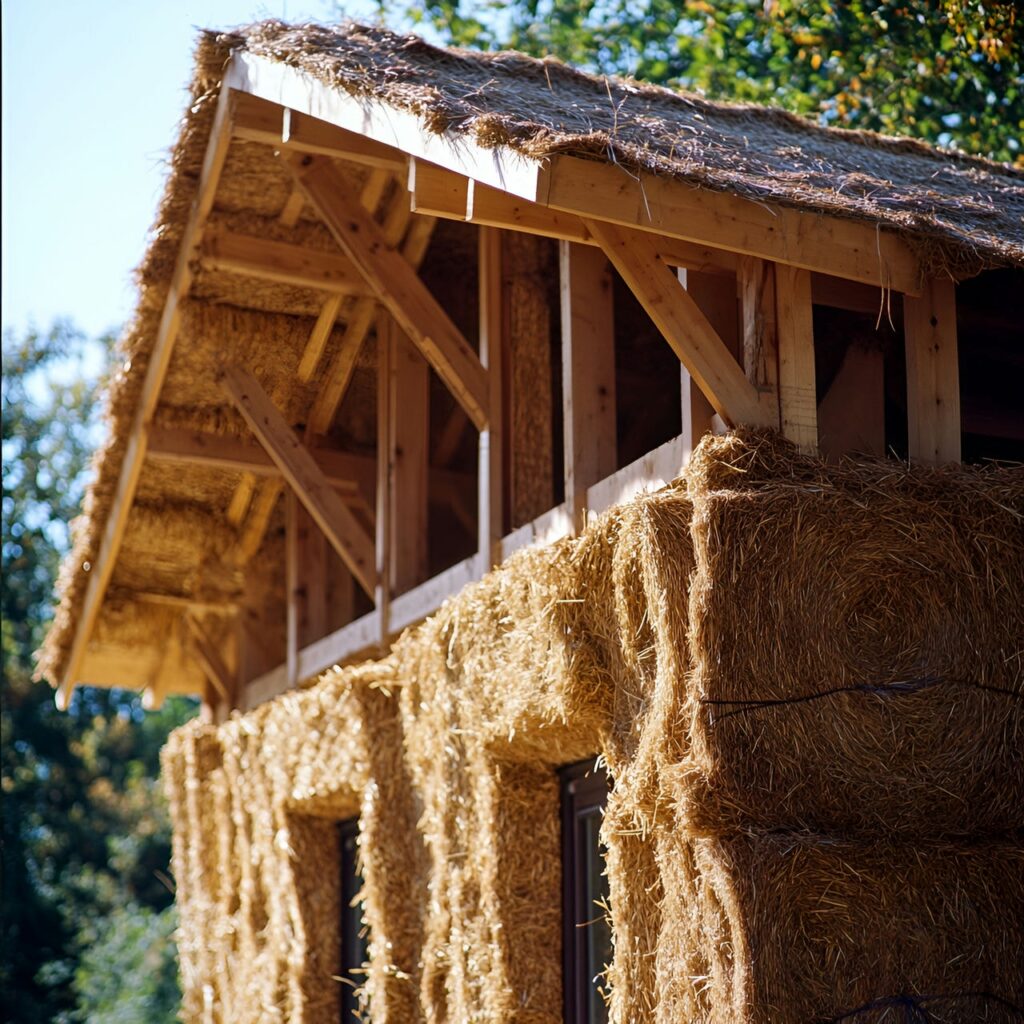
[{"left": 164, "top": 432, "right": 1023, "bottom": 1022}]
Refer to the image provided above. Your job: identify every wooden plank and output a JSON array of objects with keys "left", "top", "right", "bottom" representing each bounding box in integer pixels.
[
  {"left": 389, "top": 553, "right": 480, "bottom": 634},
  {"left": 498, "top": 503, "right": 572, "bottom": 562},
  {"left": 478, "top": 226, "right": 506, "bottom": 572},
  {"left": 586, "top": 218, "right": 769, "bottom": 428},
  {"left": 386, "top": 318, "right": 430, "bottom": 595},
  {"left": 540, "top": 155, "right": 921, "bottom": 295},
  {"left": 200, "top": 226, "right": 368, "bottom": 294},
  {"left": 147, "top": 426, "right": 375, "bottom": 503},
  {"left": 56, "top": 81, "right": 238, "bottom": 707},
  {"left": 227, "top": 52, "right": 541, "bottom": 200},
  {"left": 375, "top": 323, "right": 392, "bottom": 646},
  {"left": 560, "top": 241, "right": 617, "bottom": 532},
  {"left": 775, "top": 265, "right": 818, "bottom": 450},
  {"left": 286, "top": 154, "right": 490, "bottom": 430},
  {"left": 738, "top": 256, "right": 780, "bottom": 406},
  {"left": 409, "top": 161, "right": 738, "bottom": 274},
  {"left": 585, "top": 433, "right": 689, "bottom": 521},
  {"left": 220, "top": 365, "right": 377, "bottom": 596},
  {"left": 298, "top": 295, "right": 344, "bottom": 382},
  {"left": 904, "top": 277, "right": 961, "bottom": 464},
  {"left": 233, "top": 91, "right": 407, "bottom": 171},
  {"left": 278, "top": 185, "right": 306, "bottom": 227}
]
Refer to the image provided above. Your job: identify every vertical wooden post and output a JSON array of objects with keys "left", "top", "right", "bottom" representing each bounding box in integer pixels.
[
  {"left": 680, "top": 268, "right": 737, "bottom": 450},
  {"left": 478, "top": 226, "right": 506, "bottom": 571},
  {"left": 375, "top": 316, "right": 392, "bottom": 648},
  {"left": 286, "top": 490, "right": 299, "bottom": 688},
  {"left": 738, "top": 256, "right": 780, "bottom": 425},
  {"left": 560, "top": 241, "right": 617, "bottom": 532},
  {"left": 387, "top": 322, "right": 430, "bottom": 595},
  {"left": 775, "top": 264, "right": 818, "bottom": 450},
  {"left": 817, "top": 345, "right": 885, "bottom": 459},
  {"left": 904, "top": 277, "right": 960, "bottom": 464}
]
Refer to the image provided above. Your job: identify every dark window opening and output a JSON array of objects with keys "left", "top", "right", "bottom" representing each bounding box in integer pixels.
[
  {"left": 560, "top": 759, "right": 612, "bottom": 1024},
  {"left": 339, "top": 817, "right": 368, "bottom": 1021}
]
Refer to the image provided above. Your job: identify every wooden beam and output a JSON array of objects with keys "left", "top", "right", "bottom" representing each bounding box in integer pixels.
[
  {"left": 298, "top": 295, "right": 344, "bottom": 382},
  {"left": 904, "top": 277, "right": 961, "bottom": 464},
  {"left": 285, "top": 491, "right": 300, "bottom": 688},
  {"left": 220, "top": 365, "right": 377, "bottom": 596},
  {"left": 186, "top": 615, "right": 235, "bottom": 706},
  {"left": 478, "top": 226, "right": 506, "bottom": 571},
  {"left": 560, "top": 241, "right": 617, "bottom": 532},
  {"left": 775, "top": 265, "right": 818, "bottom": 450},
  {"left": 385, "top": 317, "right": 430, "bottom": 595},
  {"left": 586, "top": 218, "right": 769, "bottom": 428},
  {"left": 540, "top": 156, "right": 921, "bottom": 295},
  {"left": 233, "top": 91, "right": 407, "bottom": 171},
  {"left": 375, "top": 323, "right": 392, "bottom": 646},
  {"left": 585, "top": 433, "right": 690, "bottom": 522},
  {"left": 146, "top": 426, "right": 375, "bottom": 504},
  {"left": 278, "top": 185, "right": 306, "bottom": 228},
  {"left": 286, "top": 154, "right": 490, "bottom": 430},
  {"left": 200, "top": 227, "right": 368, "bottom": 294},
  {"left": 409, "top": 160, "right": 737, "bottom": 274},
  {"left": 56, "top": 81, "right": 238, "bottom": 708}
]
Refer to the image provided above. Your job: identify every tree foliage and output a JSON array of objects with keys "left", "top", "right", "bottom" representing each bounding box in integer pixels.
[
  {"left": 2, "top": 322, "right": 195, "bottom": 1022},
  {"left": 368, "top": 0, "right": 1021, "bottom": 163}
]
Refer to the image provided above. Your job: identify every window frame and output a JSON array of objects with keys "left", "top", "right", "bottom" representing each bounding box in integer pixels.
[{"left": 559, "top": 758, "right": 611, "bottom": 1024}]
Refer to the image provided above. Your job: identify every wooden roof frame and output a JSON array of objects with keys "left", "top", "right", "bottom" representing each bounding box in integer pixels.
[{"left": 56, "top": 43, "right": 954, "bottom": 708}]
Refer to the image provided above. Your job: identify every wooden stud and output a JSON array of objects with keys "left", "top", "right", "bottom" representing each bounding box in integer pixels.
[
  {"left": 560, "top": 241, "right": 617, "bottom": 532},
  {"left": 904, "top": 277, "right": 961, "bottom": 464},
  {"left": 775, "top": 265, "right": 818, "bottom": 450},
  {"left": 386, "top": 318, "right": 430, "bottom": 595},
  {"left": 586, "top": 218, "right": 769, "bottom": 428},
  {"left": 478, "top": 226, "right": 506, "bottom": 570},
  {"left": 278, "top": 185, "right": 306, "bottom": 227},
  {"left": 738, "top": 256, "right": 780, "bottom": 406},
  {"left": 375, "top": 321, "right": 392, "bottom": 648},
  {"left": 285, "top": 154, "right": 490, "bottom": 430},
  {"left": 541, "top": 155, "right": 921, "bottom": 295},
  {"left": 285, "top": 491, "right": 300, "bottom": 688},
  {"left": 220, "top": 365, "right": 377, "bottom": 596},
  {"left": 298, "top": 295, "right": 344, "bottom": 383}
]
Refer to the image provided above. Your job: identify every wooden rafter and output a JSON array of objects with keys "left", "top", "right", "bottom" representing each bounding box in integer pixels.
[
  {"left": 200, "top": 227, "right": 368, "bottom": 294},
  {"left": 285, "top": 154, "right": 490, "bottom": 430},
  {"left": 233, "top": 91, "right": 407, "bottom": 171},
  {"left": 541, "top": 156, "right": 921, "bottom": 295},
  {"left": 186, "top": 615, "right": 235, "bottom": 705},
  {"left": 586, "top": 218, "right": 770, "bottom": 428},
  {"left": 56, "top": 83, "right": 239, "bottom": 708},
  {"left": 220, "top": 365, "right": 377, "bottom": 596}
]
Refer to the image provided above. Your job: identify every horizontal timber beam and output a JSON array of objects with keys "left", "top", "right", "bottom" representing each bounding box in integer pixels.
[
  {"left": 146, "top": 426, "right": 375, "bottom": 504},
  {"left": 409, "top": 158, "right": 736, "bottom": 273},
  {"left": 200, "top": 226, "right": 369, "bottom": 295},
  {"left": 233, "top": 92, "right": 407, "bottom": 171},
  {"left": 586, "top": 218, "right": 770, "bottom": 428},
  {"left": 540, "top": 155, "right": 922, "bottom": 295},
  {"left": 220, "top": 365, "right": 378, "bottom": 597},
  {"left": 286, "top": 153, "right": 490, "bottom": 430}
]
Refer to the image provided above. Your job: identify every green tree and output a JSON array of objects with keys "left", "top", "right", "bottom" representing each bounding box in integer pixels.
[
  {"left": 2, "top": 322, "right": 195, "bottom": 1022},
  {"left": 368, "top": 0, "right": 1021, "bottom": 163}
]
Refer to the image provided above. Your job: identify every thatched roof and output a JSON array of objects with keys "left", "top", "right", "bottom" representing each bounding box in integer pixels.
[
  {"left": 229, "top": 20, "right": 1023, "bottom": 271},
  {"left": 37, "top": 20, "right": 1024, "bottom": 697}
]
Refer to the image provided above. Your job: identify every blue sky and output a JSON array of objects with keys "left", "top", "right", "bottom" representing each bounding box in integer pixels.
[{"left": 1, "top": 0, "right": 380, "bottom": 342}]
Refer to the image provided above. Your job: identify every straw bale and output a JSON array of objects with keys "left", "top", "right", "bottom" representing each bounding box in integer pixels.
[
  {"left": 651, "top": 830, "right": 1024, "bottom": 1023},
  {"left": 678, "top": 431, "right": 1024, "bottom": 837}
]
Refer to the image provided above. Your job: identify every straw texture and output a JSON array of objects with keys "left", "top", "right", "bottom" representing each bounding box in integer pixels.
[{"left": 164, "top": 433, "right": 1023, "bottom": 1022}]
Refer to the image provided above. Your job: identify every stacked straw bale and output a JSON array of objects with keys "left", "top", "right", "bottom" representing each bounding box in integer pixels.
[{"left": 164, "top": 431, "right": 1024, "bottom": 1022}]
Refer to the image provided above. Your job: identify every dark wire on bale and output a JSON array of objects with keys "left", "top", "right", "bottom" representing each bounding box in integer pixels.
[{"left": 819, "top": 990, "right": 1024, "bottom": 1023}]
